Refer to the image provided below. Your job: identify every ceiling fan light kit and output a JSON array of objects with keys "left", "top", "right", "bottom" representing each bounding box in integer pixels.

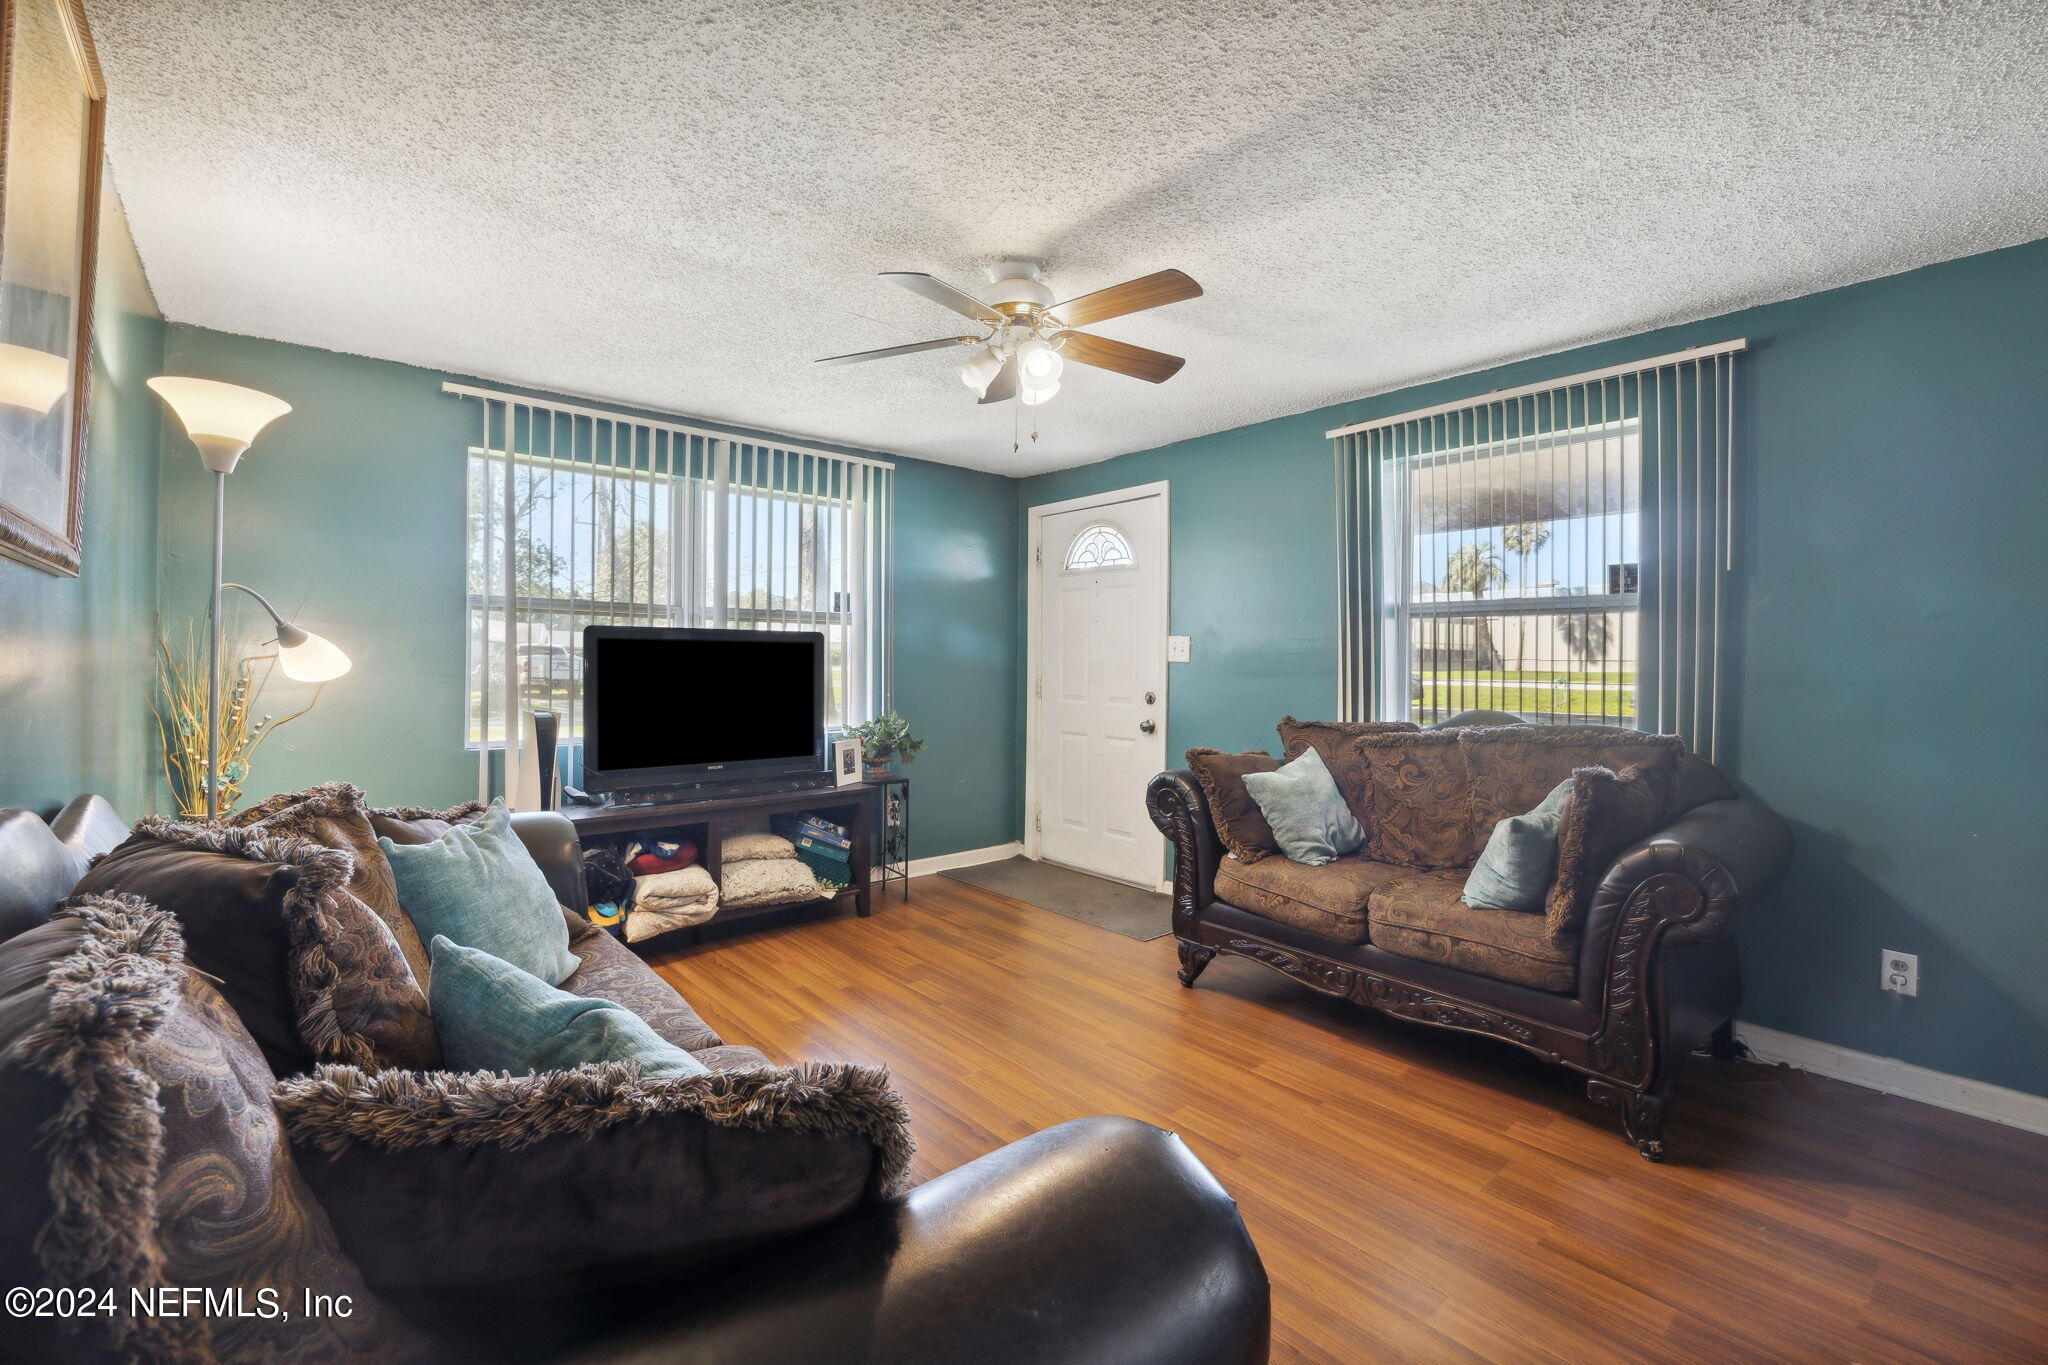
[
  {"left": 957, "top": 346, "right": 1004, "bottom": 394},
  {"left": 818, "top": 262, "right": 1201, "bottom": 409}
]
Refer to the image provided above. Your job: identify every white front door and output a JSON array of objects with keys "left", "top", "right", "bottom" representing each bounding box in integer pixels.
[{"left": 1034, "top": 488, "right": 1168, "bottom": 887}]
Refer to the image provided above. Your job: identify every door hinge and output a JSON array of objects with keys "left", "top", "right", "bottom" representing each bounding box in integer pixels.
[
  {"left": 1034, "top": 810, "right": 1042, "bottom": 833},
  {"left": 1035, "top": 677, "right": 1042, "bottom": 699},
  {"left": 1034, "top": 545, "right": 1042, "bottom": 567}
]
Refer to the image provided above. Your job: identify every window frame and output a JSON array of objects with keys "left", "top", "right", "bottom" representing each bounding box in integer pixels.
[
  {"left": 1374, "top": 417, "right": 1643, "bottom": 729},
  {"left": 464, "top": 445, "right": 878, "bottom": 750}
]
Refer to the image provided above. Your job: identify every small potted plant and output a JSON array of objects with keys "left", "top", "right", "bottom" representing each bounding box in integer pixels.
[{"left": 851, "top": 712, "right": 923, "bottom": 781}]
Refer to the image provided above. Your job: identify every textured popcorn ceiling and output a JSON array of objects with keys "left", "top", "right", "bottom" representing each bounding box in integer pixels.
[{"left": 93, "top": 1, "right": 2048, "bottom": 475}]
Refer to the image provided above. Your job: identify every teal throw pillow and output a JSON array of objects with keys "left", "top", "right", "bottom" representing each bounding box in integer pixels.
[
  {"left": 429, "top": 937, "right": 707, "bottom": 1079},
  {"left": 379, "top": 799, "right": 578, "bottom": 985},
  {"left": 1241, "top": 747, "right": 1367, "bottom": 867},
  {"left": 1462, "top": 778, "right": 1574, "bottom": 912}
]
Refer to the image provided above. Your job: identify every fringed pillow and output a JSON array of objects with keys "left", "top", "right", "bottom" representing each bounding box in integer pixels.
[
  {"left": 72, "top": 819, "right": 438, "bottom": 1077},
  {"left": 1457, "top": 725, "right": 1684, "bottom": 834},
  {"left": 274, "top": 1060, "right": 912, "bottom": 1349},
  {"left": 364, "top": 799, "right": 487, "bottom": 847},
  {"left": 1546, "top": 764, "right": 1672, "bottom": 937},
  {"left": 232, "top": 781, "right": 436, "bottom": 998},
  {"left": 0, "top": 894, "right": 429, "bottom": 1364},
  {"left": 1184, "top": 748, "right": 1282, "bottom": 863}
]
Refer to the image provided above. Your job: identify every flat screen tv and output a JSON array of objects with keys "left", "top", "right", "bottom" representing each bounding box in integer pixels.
[{"left": 581, "top": 626, "right": 826, "bottom": 793}]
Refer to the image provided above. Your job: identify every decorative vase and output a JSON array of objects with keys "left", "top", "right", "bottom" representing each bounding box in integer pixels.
[{"left": 864, "top": 758, "right": 892, "bottom": 781}]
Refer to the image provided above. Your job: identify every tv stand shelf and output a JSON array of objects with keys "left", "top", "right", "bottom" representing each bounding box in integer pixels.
[{"left": 564, "top": 782, "right": 888, "bottom": 946}]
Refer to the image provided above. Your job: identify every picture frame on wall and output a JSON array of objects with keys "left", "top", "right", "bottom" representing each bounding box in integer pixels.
[{"left": 0, "top": 0, "right": 105, "bottom": 577}]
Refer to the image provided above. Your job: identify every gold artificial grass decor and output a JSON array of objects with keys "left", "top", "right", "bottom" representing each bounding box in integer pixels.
[{"left": 152, "top": 624, "right": 326, "bottom": 818}]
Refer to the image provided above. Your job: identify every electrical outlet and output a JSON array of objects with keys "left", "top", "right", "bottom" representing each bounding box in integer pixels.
[
  {"left": 1882, "top": 950, "right": 1919, "bottom": 997},
  {"left": 1166, "top": 635, "right": 1191, "bottom": 663}
]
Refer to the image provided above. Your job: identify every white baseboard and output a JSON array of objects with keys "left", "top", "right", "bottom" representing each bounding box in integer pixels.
[
  {"left": 1734, "top": 1022, "right": 2048, "bottom": 1137},
  {"left": 872, "top": 842, "right": 1024, "bottom": 881}
]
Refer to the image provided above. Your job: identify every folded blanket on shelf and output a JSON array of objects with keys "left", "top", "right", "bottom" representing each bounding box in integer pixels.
[
  {"left": 626, "top": 864, "right": 719, "bottom": 943},
  {"left": 723, "top": 831, "right": 796, "bottom": 862},
  {"left": 722, "top": 856, "right": 830, "bottom": 909}
]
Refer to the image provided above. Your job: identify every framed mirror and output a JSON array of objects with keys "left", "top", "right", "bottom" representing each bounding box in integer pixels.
[{"left": 0, "top": 0, "right": 104, "bottom": 576}]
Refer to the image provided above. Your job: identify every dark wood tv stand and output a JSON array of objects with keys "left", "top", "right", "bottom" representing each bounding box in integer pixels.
[{"left": 564, "top": 782, "right": 884, "bottom": 944}]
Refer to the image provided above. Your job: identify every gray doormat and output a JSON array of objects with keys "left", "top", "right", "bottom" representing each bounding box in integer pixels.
[{"left": 942, "top": 857, "right": 1171, "bottom": 941}]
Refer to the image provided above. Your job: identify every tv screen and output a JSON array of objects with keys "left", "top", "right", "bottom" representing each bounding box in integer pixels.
[{"left": 583, "top": 627, "right": 824, "bottom": 789}]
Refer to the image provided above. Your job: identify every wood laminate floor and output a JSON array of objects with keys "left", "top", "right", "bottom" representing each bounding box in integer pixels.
[{"left": 646, "top": 876, "right": 2048, "bottom": 1364}]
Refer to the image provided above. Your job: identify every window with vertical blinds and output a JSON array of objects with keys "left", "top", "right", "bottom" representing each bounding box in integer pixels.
[
  {"left": 1329, "top": 341, "right": 1741, "bottom": 759},
  {"left": 452, "top": 385, "right": 893, "bottom": 783}
]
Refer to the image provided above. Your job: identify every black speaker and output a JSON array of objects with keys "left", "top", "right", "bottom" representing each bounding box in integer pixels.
[{"left": 531, "top": 710, "right": 560, "bottom": 811}]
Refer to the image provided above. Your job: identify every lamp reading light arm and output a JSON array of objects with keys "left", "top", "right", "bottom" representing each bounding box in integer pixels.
[
  {"left": 220, "top": 582, "right": 308, "bottom": 647},
  {"left": 219, "top": 584, "right": 351, "bottom": 684}
]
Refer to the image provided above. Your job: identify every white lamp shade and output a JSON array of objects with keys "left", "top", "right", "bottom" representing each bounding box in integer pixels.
[
  {"left": 957, "top": 347, "right": 1003, "bottom": 395},
  {"left": 275, "top": 630, "right": 351, "bottom": 682},
  {"left": 1016, "top": 338, "right": 1063, "bottom": 391},
  {"left": 1020, "top": 379, "right": 1060, "bottom": 406},
  {"left": 148, "top": 377, "right": 291, "bottom": 461},
  {"left": 0, "top": 343, "right": 69, "bottom": 415}
]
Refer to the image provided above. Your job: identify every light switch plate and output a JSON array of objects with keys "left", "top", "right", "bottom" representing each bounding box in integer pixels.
[{"left": 1167, "top": 635, "right": 1191, "bottom": 663}]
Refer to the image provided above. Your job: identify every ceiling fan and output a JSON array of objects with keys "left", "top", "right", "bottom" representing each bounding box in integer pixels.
[{"left": 815, "top": 262, "right": 1202, "bottom": 406}]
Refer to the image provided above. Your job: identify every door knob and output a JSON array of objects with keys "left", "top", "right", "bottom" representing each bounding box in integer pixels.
[{"left": 1138, "top": 719, "right": 1157, "bottom": 734}]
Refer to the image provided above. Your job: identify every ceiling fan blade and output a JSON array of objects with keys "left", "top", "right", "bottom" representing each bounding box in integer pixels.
[
  {"left": 1049, "top": 269, "right": 1202, "bottom": 328},
  {"left": 978, "top": 354, "right": 1020, "bottom": 404},
  {"left": 1054, "top": 330, "right": 1186, "bottom": 384},
  {"left": 879, "top": 271, "right": 1006, "bottom": 324},
  {"left": 815, "top": 335, "right": 979, "bottom": 366}
]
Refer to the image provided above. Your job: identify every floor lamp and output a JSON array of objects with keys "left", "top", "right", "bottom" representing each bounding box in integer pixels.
[{"left": 148, "top": 377, "right": 352, "bottom": 817}]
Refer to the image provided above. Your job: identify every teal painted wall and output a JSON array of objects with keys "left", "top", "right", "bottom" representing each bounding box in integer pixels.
[
  {"left": 21, "top": 196, "right": 2043, "bottom": 1102},
  {"left": 153, "top": 326, "right": 1020, "bottom": 860},
  {"left": 0, "top": 182, "right": 164, "bottom": 817},
  {"left": 1019, "top": 236, "right": 2048, "bottom": 1100}
]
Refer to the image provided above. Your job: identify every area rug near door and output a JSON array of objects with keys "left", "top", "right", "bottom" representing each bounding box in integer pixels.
[{"left": 942, "top": 857, "right": 1170, "bottom": 941}]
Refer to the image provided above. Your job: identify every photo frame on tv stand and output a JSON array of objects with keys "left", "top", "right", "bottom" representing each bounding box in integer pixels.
[{"left": 832, "top": 737, "right": 863, "bottom": 787}]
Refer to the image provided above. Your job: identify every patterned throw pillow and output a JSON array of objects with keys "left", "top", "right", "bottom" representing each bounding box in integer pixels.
[
  {"left": 232, "top": 781, "right": 436, "bottom": 997},
  {"left": 1275, "top": 717, "right": 1419, "bottom": 824},
  {"left": 1547, "top": 765, "right": 1671, "bottom": 936},
  {"left": 1353, "top": 730, "right": 1482, "bottom": 869},
  {"left": 0, "top": 895, "right": 428, "bottom": 1364},
  {"left": 1457, "top": 725, "right": 1684, "bottom": 833},
  {"left": 275, "top": 1059, "right": 912, "bottom": 1348},
  {"left": 72, "top": 818, "right": 440, "bottom": 1076},
  {"left": 1184, "top": 749, "right": 1282, "bottom": 863},
  {"left": 365, "top": 798, "right": 487, "bottom": 847}
]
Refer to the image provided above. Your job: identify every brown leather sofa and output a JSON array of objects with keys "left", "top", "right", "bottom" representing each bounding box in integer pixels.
[
  {"left": 1148, "top": 714, "right": 1791, "bottom": 1160},
  {"left": 0, "top": 796, "right": 1269, "bottom": 1364}
]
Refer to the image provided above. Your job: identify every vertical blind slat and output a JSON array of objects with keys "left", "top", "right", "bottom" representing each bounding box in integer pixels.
[
  {"left": 459, "top": 397, "right": 894, "bottom": 787},
  {"left": 1334, "top": 350, "right": 1739, "bottom": 750}
]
